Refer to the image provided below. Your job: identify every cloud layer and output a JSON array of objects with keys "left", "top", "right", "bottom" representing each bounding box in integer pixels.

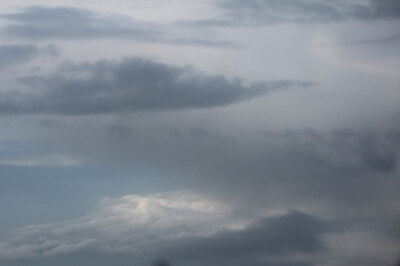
[
  {"left": 0, "top": 191, "right": 334, "bottom": 266},
  {"left": 0, "top": 191, "right": 244, "bottom": 260}
]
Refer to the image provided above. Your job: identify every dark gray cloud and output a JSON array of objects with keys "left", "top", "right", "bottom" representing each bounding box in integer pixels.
[
  {"left": 178, "top": 0, "right": 400, "bottom": 27},
  {"left": 0, "top": 6, "right": 238, "bottom": 48},
  {"left": 262, "top": 127, "right": 400, "bottom": 174},
  {"left": 0, "top": 58, "right": 313, "bottom": 115},
  {"left": 160, "top": 211, "right": 331, "bottom": 265},
  {"left": 0, "top": 44, "right": 58, "bottom": 68}
]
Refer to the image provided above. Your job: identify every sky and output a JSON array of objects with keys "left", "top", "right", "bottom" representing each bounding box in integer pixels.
[{"left": 0, "top": 0, "right": 399, "bottom": 265}]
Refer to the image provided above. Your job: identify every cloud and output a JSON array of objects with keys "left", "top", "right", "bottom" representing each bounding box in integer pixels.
[
  {"left": 29, "top": 117, "right": 400, "bottom": 241},
  {"left": 6, "top": 188, "right": 394, "bottom": 266},
  {"left": 0, "top": 57, "right": 314, "bottom": 115},
  {"left": 178, "top": 0, "right": 400, "bottom": 27},
  {"left": 0, "top": 6, "right": 238, "bottom": 48},
  {"left": 1, "top": 125, "right": 399, "bottom": 266},
  {"left": 1, "top": 6, "right": 157, "bottom": 40},
  {"left": 64, "top": 123, "right": 399, "bottom": 218},
  {"left": 160, "top": 211, "right": 332, "bottom": 265},
  {"left": 0, "top": 190, "right": 336, "bottom": 266},
  {"left": 0, "top": 44, "right": 58, "bottom": 69},
  {"left": 0, "top": 191, "right": 245, "bottom": 261},
  {"left": 264, "top": 127, "right": 400, "bottom": 173},
  {"left": 0, "top": 190, "right": 397, "bottom": 266}
]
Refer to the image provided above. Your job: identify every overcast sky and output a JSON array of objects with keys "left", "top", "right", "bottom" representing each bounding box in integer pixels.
[{"left": 0, "top": 1, "right": 399, "bottom": 266}]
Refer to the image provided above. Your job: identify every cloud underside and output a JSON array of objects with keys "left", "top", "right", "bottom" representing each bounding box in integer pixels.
[
  {"left": 0, "top": 58, "right": 313, "bottom": 115},
  {"left": 179, "top": 0, "right": 400, "bottom": 27}
]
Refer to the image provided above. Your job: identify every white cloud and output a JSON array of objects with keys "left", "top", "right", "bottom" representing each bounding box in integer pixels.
[{"left": 0, "top": 190, "right": 248, "bottom": 260}]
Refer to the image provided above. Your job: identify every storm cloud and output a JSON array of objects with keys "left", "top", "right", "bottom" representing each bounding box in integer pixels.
[{"left": 0, "top": 58, "right": 313, "bottom": 115}]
